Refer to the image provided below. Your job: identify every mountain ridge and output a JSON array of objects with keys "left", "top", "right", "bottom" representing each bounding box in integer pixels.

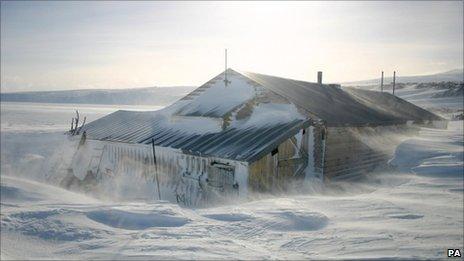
[{"left": 1, "top": 86, "right": 197, "bottom": 106}]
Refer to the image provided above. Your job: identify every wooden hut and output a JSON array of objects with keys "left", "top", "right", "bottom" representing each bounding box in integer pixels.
[{"left": 66, "top": 69, "right": 447, "bottom": 205}]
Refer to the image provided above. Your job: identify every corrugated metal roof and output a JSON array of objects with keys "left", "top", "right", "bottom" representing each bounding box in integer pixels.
[
  {"left": 241, "top": 71, "right": 443, "bottom": 126},
  {"left": 343, "top": 88, "right": 443, "bottom": 122},
  {"left": 83, "top": 109, "right": 309, "bottom": 163},
  {"left": 175, "top": 72, "right": 259, "bottom": 118},
  {"left": 83, "top": 69, "right": 444, "bottom": 163}
]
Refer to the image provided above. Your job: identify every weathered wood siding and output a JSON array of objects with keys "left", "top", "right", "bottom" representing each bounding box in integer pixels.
[
  {"left": 248, "top": 126, "right": 321, "bottom": 192},
  {"left": 323, "top": 125, "right": 415, "bottom": 180},
  {"left": 249, "top": 137, "right": 296, "bottom": 192},
  {"left": 312, "top": 125, "right": 326, "bottom": 174}
]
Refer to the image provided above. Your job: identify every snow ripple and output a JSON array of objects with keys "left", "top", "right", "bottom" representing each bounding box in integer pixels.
[
  {"left": 203, "top": 213, "right": 253, "bottom": 222},
  {"left": 2, "top": 209, "right": 110, "bottom": 241},
  {"left": 261, "top": 210, "right": 329, "bottom": 231},
  {"left": 86, "top": 209, "right": 190, "bottom": 230}
]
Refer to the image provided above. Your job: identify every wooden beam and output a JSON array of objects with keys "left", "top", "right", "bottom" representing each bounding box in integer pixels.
[{"left": 278, "top": 157, "right": 306, "bottom": 167}]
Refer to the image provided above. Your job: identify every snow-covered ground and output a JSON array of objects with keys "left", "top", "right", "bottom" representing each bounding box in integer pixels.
[
  {"left": 344, "top": 82, "right": 463, "bottom": 115},
  {"left": 0, "top": 86, "right": 196, "bottom": 106},
  {"left": 394, "top": 86, "right": 462, "bottom": 114},
  {"left": 1, "top": 102, "right": 463, "bottom": 259},
  {"left": 0, "top": 102, "right": 163, "bottom": 133}
]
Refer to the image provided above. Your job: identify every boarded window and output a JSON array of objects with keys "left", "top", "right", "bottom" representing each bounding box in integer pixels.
[{"left": 207, "top": 162, "right": 235, "bottom": 191}]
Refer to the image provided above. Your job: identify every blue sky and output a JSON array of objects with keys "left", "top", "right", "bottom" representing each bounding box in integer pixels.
[{"left": 1, "top": 1, "right": 463, "bottom": 92}]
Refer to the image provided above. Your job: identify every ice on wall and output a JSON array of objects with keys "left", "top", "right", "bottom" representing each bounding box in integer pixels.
[{"left": 67, "top": 139, "right": 249, "bottom": 206}]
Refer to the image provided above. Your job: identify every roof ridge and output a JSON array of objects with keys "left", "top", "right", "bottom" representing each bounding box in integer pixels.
[
  {"left": 235, "top": 70, "right": 323, "bottom": 122},
  {"left": 238, "top": 70, "right": 323, "bottom": 85}
]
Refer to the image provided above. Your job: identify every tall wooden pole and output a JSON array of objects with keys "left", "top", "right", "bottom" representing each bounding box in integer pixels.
[
  {"left": 392, "top": 71, "right": 396, "bottom": 95},
  {"left": 151, "top": 138, "right": 161, "bottom": 200},
  {"left": 381, "top": 71, "right": 384, "bottom": 92}
]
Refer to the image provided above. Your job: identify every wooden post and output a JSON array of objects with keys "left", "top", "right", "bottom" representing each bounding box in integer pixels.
[
  {"left": 151, "top": 138, "right": 161, "bottom": 200},
  {"left": 320, "top": 126, "right": 326, "bottom": 180},
  {"left": 392, "top": 71, "right": 396, "bottom": 95},
  {"left": 72, "top": 118, "right": 78, "bottom": 135},
  {"left": 73, "top": 110, "right": 80, "bottom": 135},
  {"left": 77, "top": 116, "right": 86, "bottom": 135},
  {"left": 75, "top": 110, "right": 80, "bottom": 126},
  {"left": 317, "top": 71, "right": 323, "bottom": 84},
  {"left": 380, "top": 71, "right": 384, "bottom": 92}
]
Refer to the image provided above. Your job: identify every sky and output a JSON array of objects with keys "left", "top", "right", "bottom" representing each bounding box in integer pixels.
[{"left": 1, "top": 1, "right": 463, "bottom": 92}]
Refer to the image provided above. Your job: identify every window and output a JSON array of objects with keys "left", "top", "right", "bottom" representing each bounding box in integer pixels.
[
  {"left": 271, "top": 148, "right": 279, "bottom": 156},
  {"left": 207, "top": 162, "right": 235, "bottom": 191}
]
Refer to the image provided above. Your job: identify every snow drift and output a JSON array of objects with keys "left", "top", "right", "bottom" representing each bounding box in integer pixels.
[{"left": 1, "top": 100, "right": 462, "bottom": 259}]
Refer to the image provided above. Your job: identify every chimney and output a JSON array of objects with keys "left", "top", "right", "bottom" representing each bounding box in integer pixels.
[{"left": 317, "top": 71, "right": 323, "bottom": 84}]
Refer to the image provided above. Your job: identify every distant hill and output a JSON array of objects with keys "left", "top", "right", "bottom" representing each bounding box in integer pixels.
[
  {"left": 342, "top": 70, "right": 463, "bottom": 115},
  {"left": 0, "top": 86, "right": 196, "bottom": 106},
  {"left": 343, "top": 68, "right": 463, "bottom": 86}
]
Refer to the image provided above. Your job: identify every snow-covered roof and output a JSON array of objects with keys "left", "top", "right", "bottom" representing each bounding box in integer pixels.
[
  {"left": 175, "top": 71, "right": 257, "bottom": 118},
  {"left": 83, "top": 69, "right": 443, "bottom": 162},
  {"left": 83, "top": 70, "right": 309, "bottom": 162},
  {"left": 82, "top": 110, "right": 308, "bottom": 163},
  {"left": 242, "top": 71, "right": 443, "bottom": 126}
]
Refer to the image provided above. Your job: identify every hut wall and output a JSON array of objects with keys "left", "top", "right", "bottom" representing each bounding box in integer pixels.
[
  {"left": 323, "top": 125, "right": 413, "bottom": 180},
  {"left": 68, "top": 139, "right": 248, "bottom": 206},
  {"left": 248, "top": 125, "right": 323, "bottom": 192},
  {"left": 425, "top": 120, "right": 448, "bottom": 129},
  {"left": 311, "top": 125, "right": 326, "bottom": 178}
]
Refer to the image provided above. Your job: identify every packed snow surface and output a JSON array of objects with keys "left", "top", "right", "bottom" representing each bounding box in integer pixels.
[
  {"left": 0, "top": 102, "right": 162, "bottom": 133},
  {"left": 1, "top": 102, "right": 463, "bottom": 259}
]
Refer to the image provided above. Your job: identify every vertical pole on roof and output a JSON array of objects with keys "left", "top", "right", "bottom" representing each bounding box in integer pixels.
[
  {"left": 224, "top": 49, "right": 228, "bottom": 85},
  {"left": 392, "top": 71, "right": 396, "bottom": 95},
  {"left": 380, "top": 71, "right": 384, "bottom": 92},
  {"left": 151, "top": 138, "right": 161, "bottom": 200},
  {"left": 223, "top": 49, "right": 231, "bottom": 86}
]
